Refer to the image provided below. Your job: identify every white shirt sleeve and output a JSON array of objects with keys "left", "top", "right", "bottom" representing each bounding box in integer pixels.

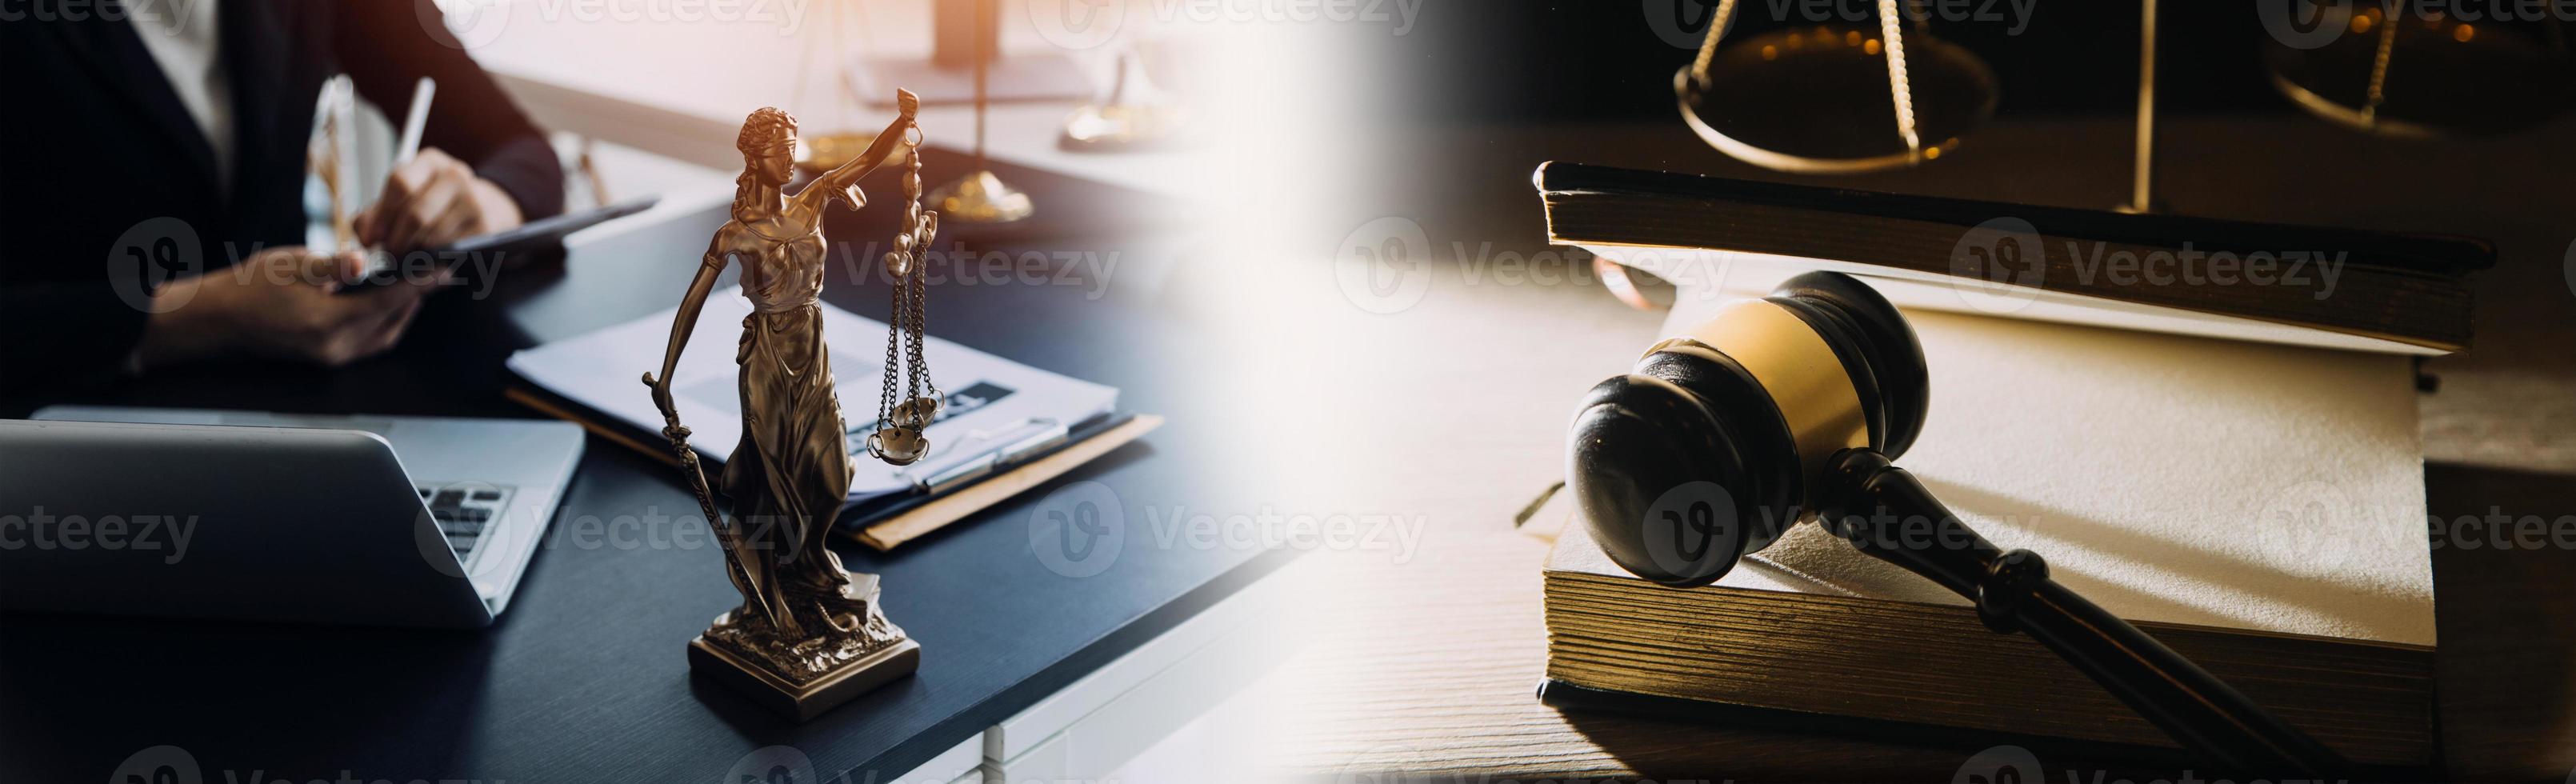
[{"left": 126, "top": 0, "right": 234, "bottom": 193}]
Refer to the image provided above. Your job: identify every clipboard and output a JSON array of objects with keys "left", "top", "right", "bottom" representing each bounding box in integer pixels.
[{"left": 842, "top": 412, "right": 1162, "bottom": 550}]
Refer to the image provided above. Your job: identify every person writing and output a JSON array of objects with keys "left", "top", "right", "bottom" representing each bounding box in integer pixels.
[{"left": 0, "top": 0, "right": 564, "bottom": 395}]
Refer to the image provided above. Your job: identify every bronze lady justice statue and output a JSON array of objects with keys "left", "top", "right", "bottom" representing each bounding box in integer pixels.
[{"left": 641, "top": 90, "right": 938, "bottom": 718}]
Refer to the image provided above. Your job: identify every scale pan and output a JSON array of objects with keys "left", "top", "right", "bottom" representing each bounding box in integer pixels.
[
  {"left": 2264, "top": 7, "right": 2573, "bottom": 138},
  {"left": 1678, "top": 26, "right": 1998, "bottom": 174}
]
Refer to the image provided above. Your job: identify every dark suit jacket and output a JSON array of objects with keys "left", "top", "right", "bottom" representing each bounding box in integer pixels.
[{"left": 0, "top": 0, "right": 564, "bottom": 397}]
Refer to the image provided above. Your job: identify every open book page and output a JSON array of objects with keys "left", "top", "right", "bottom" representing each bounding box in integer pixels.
[
  {"left": 507, "top": 287, "right": 1118, "bottom": 502},
  {"left": 1653, "top": 291, "right": 2434, "bottom": 646},
  {"left": 1594, "top": 245, "right": 2449, "bottom": 355}
]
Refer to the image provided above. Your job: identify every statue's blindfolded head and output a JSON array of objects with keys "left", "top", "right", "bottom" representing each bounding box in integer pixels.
[{"left": 738, "top": 106, "right": 799, "bottom": 158}]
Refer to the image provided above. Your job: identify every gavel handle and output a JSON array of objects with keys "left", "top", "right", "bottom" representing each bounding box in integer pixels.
[{"left": 1814, "top": 450, "right": 2349, "bottom": 777}]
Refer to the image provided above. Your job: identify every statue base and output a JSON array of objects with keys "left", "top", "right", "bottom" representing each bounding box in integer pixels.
[
  {"left": 686, "top": 574, "right": 921, "bottom": 721},
  {"left": 690, "top": 629, "right": 920, "bottom": 721}
]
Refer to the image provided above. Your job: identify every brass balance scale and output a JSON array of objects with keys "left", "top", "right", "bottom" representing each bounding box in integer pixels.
[
  {"left": 1592, "top": 0, "right": 2571, "bottom": 310},
  {"left": 790, "top": 0, "right": 1032, "bottom": 224}
]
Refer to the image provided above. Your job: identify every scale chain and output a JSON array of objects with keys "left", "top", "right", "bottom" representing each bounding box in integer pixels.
[{"left": 869, "top": 130, "right": 938, "bottom": 463}]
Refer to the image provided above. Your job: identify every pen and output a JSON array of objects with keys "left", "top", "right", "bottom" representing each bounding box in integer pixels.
[
  {"left": 394, "top": 77, "right": 435, "bottom": 166},
  {"left": 360, "top": 77, "right": 437, "bottom": 267}
]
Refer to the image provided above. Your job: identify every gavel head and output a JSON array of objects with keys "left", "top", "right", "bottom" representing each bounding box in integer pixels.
[{"left": 1567, "top": 271, "right": 1929, "bottom": 587}]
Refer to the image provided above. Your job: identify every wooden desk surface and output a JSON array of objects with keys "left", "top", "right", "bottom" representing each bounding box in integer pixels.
[{"left": 1238, "top": 114, "right": 2576, "bottom": 782}]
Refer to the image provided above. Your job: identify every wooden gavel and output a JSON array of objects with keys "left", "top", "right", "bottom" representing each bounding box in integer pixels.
[{"left": 1565, "top": 271, "right": 2346, "bottom": 776}]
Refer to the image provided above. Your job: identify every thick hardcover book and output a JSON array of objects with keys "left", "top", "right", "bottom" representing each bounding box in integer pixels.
[
  {"left": 1539, "top": 291, "right": 2440, "bottom": 767},
  {"left": 1537, "top": 162, "right": 2490, "bottom": 354}
]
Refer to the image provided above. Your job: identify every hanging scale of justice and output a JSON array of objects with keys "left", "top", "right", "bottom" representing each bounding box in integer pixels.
[{"left": 866, "top": 125, "right": 943, "bottom": 467}]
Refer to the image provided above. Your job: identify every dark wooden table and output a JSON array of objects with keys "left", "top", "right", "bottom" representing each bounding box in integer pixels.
[{"left": 0, "top": 150, "right": 1294, "bottom": 783}]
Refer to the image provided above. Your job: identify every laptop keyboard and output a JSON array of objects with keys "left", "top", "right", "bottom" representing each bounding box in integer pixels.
[{"left": 418, "top": 485, "right": 512, "bottom": 560}]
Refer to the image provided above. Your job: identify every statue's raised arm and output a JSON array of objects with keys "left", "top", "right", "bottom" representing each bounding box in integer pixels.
[{"left": 793, "top": 90, "right": 922, "bottom": 218}]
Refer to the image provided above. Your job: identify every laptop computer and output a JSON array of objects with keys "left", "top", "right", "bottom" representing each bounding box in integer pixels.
[{"left": 0, "top": 407, "right": 583, "bottom": 628}]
